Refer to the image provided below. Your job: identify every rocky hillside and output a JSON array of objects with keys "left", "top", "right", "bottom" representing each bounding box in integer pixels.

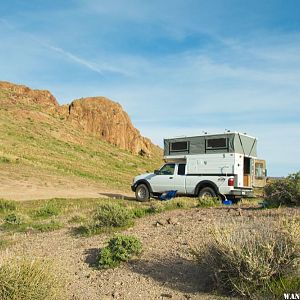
[
  {"left": 0, "top": 81, "right": 162, "bottom": 192},
  {"left": 0, "top": 81, "right": 157, "bottom": 156}
]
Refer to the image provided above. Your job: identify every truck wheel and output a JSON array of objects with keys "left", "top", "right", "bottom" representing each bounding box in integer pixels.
[
  {"left": 198, "top": 187, "right": 217, "bottom": 199},
  {"left": 135, "top": 184, "right": 150, "bottom": 202}
]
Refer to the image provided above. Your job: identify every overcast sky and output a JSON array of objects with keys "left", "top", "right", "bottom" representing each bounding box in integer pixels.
[{"left": 1, "top": 0, "right": 300, "bottom": 176}]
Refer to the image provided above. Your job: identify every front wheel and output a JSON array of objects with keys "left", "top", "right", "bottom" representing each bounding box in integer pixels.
[
  {"left": 198, "top": 187, "right": 217, "bottom": 199},
  {"left": 135, "top": 184, "right": 150, "bottom": 202}
]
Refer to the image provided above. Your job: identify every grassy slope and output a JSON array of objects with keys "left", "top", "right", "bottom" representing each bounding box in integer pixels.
[{"left": 0, "top": 89, "right": 162, "bottom": 192}]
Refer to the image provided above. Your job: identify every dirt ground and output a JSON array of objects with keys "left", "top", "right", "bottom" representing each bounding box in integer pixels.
[
  {"left": 4, "top": 206, "right": 296, "bottom": 300},
  {"left": 0, "top": 165, "right": 132, "bottom": 201}
]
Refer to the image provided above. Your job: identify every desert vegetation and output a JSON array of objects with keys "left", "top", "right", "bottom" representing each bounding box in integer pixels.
[
  {"left": 0, "top": 173, "right": 299, "bottom": 299},
  {"left": 0, "top": 258, "right": 65, "bottom": 300},
  {"left": 264, "top": 172, "right": 300, "bottom": 207},
  {"left": 193, "top": 215, "right": 300, "bottom": 299},
  {"left": 98, "top": 235, "right": 142, "bottom": 268}
]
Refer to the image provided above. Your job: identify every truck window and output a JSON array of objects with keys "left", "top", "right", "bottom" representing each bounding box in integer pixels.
[
  {"left": 178, "top": 164, "right": 186, "bottom": 175},
  {"left": 159, "top": 164, "right": 175, "bottom": 175}
]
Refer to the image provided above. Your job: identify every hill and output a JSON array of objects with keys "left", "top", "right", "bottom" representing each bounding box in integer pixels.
[{"left": 0, "top": 81, "right": 162, "bottom": 200}]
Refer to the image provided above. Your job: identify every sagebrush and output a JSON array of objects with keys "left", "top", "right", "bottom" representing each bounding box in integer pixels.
[
  {"left": 264, "top": 172, "right": 300, "bottom": 207},
  {"left": 98, "top": 235, "right": 142, "bottom": 268},
  {"left": 193, "top": 217, "right": 300, "bottom": 299}
]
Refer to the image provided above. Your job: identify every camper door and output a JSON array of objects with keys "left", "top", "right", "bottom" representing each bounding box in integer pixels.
[{"left": 253, "top": 159, "right": 267, "bottom": 188}]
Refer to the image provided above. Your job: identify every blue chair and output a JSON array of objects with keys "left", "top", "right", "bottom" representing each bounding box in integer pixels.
[{"left": 159, "top": 190, "right": 177, "bottom": 201}]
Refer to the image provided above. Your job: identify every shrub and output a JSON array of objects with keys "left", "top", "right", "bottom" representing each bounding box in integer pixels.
[
  {"left": 31, "top": 220, "right": 62, "bottom": 232},
  {"left": 93, "top": 203, "right": 133, "bottom": 228},
  {"left": 75, "top": 203, "right": 134, "bottom": 236},
  {"left": 35, "top": 201, "right": 61, "bottom": 218},
  {"left": 0, "top": 258, "right": 65, "bottom": 300},
  {"left": 264, "top": 172, "right": 300, "bottom": 207},
  {"left": 0, "top": 199, "right": 16, "bottom": 212},
  {"left": 193, "top": 218, "right": 300, "bottom": 299},
  {"left": 98, "top": 235, "right": 142, "bottom": 268},
  {"left": 197, "top": 197, "right": 221, "bottom": 208},
  {"left": 4, "top": 213, "right": 24, "bottom": 225}
]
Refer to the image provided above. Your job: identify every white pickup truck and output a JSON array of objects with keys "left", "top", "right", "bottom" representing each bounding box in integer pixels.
[{"left": 131, "top": 132, "right": 266, "bottom": 202}]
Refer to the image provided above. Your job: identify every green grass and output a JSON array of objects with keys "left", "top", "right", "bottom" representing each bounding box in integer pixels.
[
  {"left": 0, "top": 197, "right": 199, "bottom": 237},
  {"left": 0, "top": 95, "right": 163, "bottom": 191},
  {"left": 0, "top": 199, "right": 16, "bottom": 212}
]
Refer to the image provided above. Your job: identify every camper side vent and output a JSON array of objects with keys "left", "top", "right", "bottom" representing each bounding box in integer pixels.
[{"left": 170, "top": 141, "right": 189, "bottom": 152}]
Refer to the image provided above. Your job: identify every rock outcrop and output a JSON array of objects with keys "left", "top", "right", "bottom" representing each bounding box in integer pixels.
[
  {"left": 0, "top": 81, "right": 59, "bottom": 114},
  {"left": 0, "top": 81, "right": 158, "bottom": 156},
  {"left": 64, "top": 97, "right": 154, "bottom": 155}
]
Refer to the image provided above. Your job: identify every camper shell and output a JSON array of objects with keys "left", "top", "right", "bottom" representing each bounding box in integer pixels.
[
  {"left": 164, "top": 132, "right": 257, "bottom": 157},
  {"left": 164, "top": 132, "right": 265, "bottom": 189}
]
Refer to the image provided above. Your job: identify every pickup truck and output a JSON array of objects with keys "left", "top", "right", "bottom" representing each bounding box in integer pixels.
[{"left": 131, "top": 161, "right": 253, "bottom": 201}]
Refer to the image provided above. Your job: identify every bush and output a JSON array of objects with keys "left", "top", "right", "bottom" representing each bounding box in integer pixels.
[
  {"left": 0, "top": 199, "right": 16, "bottom": 212},
  {"left": 0, "top": 258, "right": 65, "bottom": 300},
  {"left": 197, "top": 197, "right": 221, "bottom": 208},
  {"left": 98, "top": 235, "right": 142, "bottom": 268},
  {"left": 34, "top": 201, "right": 61, "bottom": 218},
  {"left": 93, "top": 203, "right": 133, "bottom": 228},
  {"left": 4, "top": 213, "right": 24, "bottom": 225},
  {"left": 264, "top": 172, "right": 300, "bottom": 207},
  {"left": 193, "top": 218, "right": 300, "bottom": 299},
  {"left": 75, "top": 203, "right": 134, "bottom": 236}
]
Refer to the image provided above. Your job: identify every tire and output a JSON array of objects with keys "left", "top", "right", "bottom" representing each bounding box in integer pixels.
[
  {"left": 198, "top": 187, "right": 217, "bottom": 199},
  {"left": 135, "top": 184, "right": 150, "bottom": 202}
]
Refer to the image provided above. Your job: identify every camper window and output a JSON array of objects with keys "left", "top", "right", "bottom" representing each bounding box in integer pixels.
[
  {"left": 206, "top": 138, "right": 227, "bottom": 149},
  {"left": 170, "top": 141, "right": 189, "bottom": 152}
]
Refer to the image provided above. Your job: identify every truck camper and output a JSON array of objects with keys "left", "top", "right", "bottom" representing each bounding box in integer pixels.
[{"left": 131, "top": 132, "right": 266, "bottom": 202}]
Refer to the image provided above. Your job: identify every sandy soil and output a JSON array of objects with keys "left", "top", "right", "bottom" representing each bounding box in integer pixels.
[
  {"left": 2, "top": 207, "right": 259, "bottom": 300},
  {"left": 0, "top": 166, "right": 133, "bottom": 201}
]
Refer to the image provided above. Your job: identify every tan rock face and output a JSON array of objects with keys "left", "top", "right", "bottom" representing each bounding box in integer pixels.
[
  {"left": 0, "top": 81, "right": 158, "bottom": 156},
  {"left": 0, "top": 81, "right": 59, "bottom": 112},
  {"left": 65, "top": 97, "right": 154, "bottom": 155}
]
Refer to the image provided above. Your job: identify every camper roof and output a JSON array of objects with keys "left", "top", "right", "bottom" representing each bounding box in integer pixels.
[{"left": 165, "top": 131, "right": 256, "bottom": 140}]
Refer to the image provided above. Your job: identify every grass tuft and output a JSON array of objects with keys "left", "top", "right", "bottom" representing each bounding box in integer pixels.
[
  {"left": 0, "top": 258, "right": 65, "bottom": 300},
  {"left": 0, "top": 199, "right": 16, "bottom": 212}
]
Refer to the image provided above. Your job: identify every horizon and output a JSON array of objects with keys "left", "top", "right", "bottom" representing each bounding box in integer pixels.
[{"left": 1, "top": 0, "right": 300, "bottom": 176}]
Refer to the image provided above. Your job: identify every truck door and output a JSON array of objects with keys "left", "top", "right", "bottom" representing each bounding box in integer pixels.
[
  {"left": 173, "top": 163, "right": 186, "bottom": 194},
  {"left": 148, "top": 163, "right": 176, "bottom": 193}
]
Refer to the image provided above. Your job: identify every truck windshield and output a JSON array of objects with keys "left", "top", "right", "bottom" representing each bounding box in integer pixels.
[{"left": 159, "top": 164, "right": 175, "bottom": 175}]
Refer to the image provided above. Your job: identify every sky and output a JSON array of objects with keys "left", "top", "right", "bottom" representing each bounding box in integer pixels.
[{"left": 0, "top": 0, "right": 300, "bottom": 176}]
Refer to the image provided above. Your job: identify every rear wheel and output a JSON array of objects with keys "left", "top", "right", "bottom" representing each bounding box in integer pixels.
[
  {"left": 135, "top": 184, "right": 150, "bottom": 202},
  {"left": 198, "top": 187, "right": 217, "bottom": 199}
]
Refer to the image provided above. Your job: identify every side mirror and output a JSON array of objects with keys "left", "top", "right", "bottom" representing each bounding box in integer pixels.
[{"left": 154, "top": 170, "right": 160, "bottom": 175}]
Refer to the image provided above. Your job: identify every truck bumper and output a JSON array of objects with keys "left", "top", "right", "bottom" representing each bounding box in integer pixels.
[{"left": 228, "top": 189, "right": 254, "bottom": 198}]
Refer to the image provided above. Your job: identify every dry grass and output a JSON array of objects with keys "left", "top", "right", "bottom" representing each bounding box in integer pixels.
[
  {"left": 193, "top": 215, "right": 300, "bottom": 299},
  {"left": 0, "top": 258, "right": 65, "bottom": 300}
]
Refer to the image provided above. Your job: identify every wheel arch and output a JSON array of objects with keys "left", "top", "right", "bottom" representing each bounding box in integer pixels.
[
  {"left": 134, "top": 180, "right": 153, "bottom": 194},
  {"left": 194, "top": 180, "right": 219, "bottom": 196}
]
